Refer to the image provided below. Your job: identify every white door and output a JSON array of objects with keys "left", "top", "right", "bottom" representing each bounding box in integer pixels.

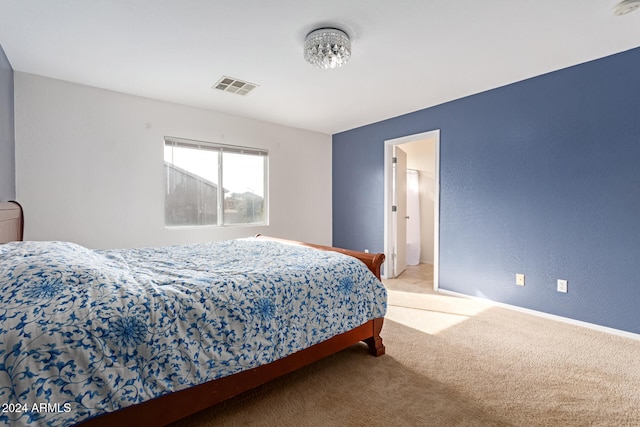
[{"left": 393, "top": 146, "right": 408, "bottom": 278}]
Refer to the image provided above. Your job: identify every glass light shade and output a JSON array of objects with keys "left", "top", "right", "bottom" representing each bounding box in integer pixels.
[
  {"left": 304, "top": 28, "right": 351, "bottom": 69},
  {"left": 614, "top": 0, "right": 640, "bottom": 15}
]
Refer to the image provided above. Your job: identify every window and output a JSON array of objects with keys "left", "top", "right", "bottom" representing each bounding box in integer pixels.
[{"left": 164, "top": 136, "right": 268, "bottom": 227}]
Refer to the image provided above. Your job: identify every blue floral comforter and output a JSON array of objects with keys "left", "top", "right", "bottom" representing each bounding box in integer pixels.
[{"left": 0, "top": 238, "right": 387, "bottom": 426}]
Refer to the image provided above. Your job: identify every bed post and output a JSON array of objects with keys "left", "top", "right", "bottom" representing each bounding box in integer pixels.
[{"left": 364, "top": 317, "right": 385, "bottom": 356}]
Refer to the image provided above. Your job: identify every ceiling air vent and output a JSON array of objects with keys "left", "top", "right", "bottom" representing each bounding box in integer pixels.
[{"left": 212, "top": 76, "right": 258, "bottom": 96}]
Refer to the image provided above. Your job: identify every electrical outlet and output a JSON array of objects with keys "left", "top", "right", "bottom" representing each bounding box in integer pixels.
[
  {"left": 557, "top": 279, "right": 568, "bottom": 293},
  {"left": 516, "top": 273, "right": 525, "bottom": 286}
]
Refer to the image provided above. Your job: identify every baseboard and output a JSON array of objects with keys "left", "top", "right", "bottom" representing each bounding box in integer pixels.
[{"left": 437, "top": 289, "right": 640, "bottom": 341}]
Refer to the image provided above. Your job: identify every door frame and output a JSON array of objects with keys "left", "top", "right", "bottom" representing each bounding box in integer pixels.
[{"left": 383, "top": 129, "right": 441, "bottom": 291}]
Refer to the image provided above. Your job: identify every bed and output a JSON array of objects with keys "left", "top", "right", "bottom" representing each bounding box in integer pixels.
[{"left": 0, "top": 201, "right": 387, "bottom": 427}]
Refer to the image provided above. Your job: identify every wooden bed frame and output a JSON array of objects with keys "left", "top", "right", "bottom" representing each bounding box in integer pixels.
[
  {"left": 0, "top": 201, "right": 23, "bottom": 243},
  {"left": 0, "top": 203, "right": 386, "bottom": 426}
]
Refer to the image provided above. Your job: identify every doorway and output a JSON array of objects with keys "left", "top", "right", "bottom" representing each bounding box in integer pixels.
[{"left": 383, "top": 130, "right": 440, "bottom": 291}]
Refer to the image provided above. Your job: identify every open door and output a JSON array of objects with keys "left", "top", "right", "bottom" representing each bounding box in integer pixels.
[
  {"left": 392, "top": 146, "right": 407, "bottom": 278},
  {"left": 383, "top": 129, "right": 439, "bottom": 285}
]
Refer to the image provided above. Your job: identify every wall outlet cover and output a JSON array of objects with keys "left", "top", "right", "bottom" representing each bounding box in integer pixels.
[{"left": 557, "top": 279, "right": 568, "bottom": 293}]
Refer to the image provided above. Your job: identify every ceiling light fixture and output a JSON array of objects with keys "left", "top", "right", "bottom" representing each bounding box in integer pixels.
[
  {"left": 303, "top": 27, "right": 351, "bottom": 69},
  {"left": 613, "top": 0, "right": 640, "bottom": 15}
]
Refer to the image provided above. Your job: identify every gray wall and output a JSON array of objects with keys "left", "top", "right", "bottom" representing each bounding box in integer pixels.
[{"left": 0, "top": 44, "right": 15, "bottom": 201}]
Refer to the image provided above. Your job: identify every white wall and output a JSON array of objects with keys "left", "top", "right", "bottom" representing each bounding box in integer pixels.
[
  {"left": 14, "top": 73, "right": 332, "bottom": 249},
  {"left": 401, "top": 138, "right": 436, "bottom": 264}
]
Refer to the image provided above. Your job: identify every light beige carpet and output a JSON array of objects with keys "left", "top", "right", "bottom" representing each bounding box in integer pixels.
[{"left": 171, "top": 264, "right": 640, "bottom": 426}]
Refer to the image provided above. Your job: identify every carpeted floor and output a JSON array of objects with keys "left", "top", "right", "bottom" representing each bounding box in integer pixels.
[{"left": 171, "top": 264, "right": 640, "bottom": 426}]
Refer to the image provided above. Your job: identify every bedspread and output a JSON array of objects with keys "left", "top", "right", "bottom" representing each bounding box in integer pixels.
[{"left": 0, "top": 238, "right": 387, "bottom": 426}]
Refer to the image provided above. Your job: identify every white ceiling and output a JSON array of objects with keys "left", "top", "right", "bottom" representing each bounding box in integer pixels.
[{"left": 1, "top": 0, "right": 640, "bottom": 135}]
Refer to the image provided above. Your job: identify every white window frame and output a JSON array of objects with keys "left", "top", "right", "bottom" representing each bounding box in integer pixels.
[{"left": 164, "top": 136, "right": 269, "bottom": 227}]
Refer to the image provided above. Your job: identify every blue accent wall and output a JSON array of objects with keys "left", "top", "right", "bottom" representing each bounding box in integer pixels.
[
  {"left": 0, "top": 44, "right": 15, "bottom": 201},
  {"left": 333, "top": 46, "right": 640, "bottom": 335}
]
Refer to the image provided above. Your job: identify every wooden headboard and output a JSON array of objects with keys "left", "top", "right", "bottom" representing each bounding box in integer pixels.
[{"left": 0, "top": 201, "right": 23, "bottom": 243}]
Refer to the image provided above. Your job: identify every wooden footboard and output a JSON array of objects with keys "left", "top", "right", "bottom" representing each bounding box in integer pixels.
[
  {"left": 79, "top": 236, "right": 386, "bottom": 427},
  {"left": 255, "top": 234, "right": 385, "bottom": 280}
]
